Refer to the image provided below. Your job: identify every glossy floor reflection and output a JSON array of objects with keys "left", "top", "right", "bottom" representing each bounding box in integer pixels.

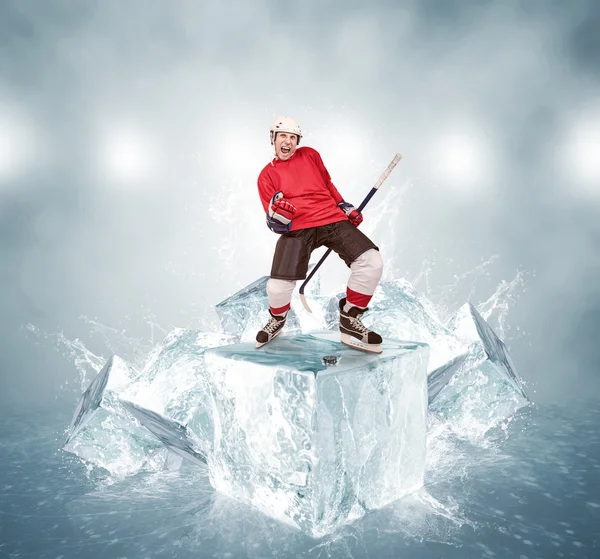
[{"left": 1, "top": 400, "right": 598, "bottom": 558}]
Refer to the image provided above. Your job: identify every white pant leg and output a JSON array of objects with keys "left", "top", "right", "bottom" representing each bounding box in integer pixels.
[
  {"left": 266, "top": 278, "right": 296, "bottom": 313},
  {"left": 347, "top": 249, "right": 383, "bottom": 306}
]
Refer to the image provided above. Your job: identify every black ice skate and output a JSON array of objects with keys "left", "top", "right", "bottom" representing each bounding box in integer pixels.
[
  {"left": 339, "top": 298, "right": 383, "bottom": 354},
  {"left": 256, "top": 310, "right": 287, "bottom": 348}
]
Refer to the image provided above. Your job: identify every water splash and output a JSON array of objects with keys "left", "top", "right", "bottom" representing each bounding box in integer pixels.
[
  {"left": 475, "top": 269, "right": 528, "bottom": 341},
  {"left": 24, "top": 323, "right": 106, "bottom": 394}
]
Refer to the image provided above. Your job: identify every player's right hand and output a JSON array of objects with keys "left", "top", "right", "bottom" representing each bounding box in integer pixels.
[
  {"left": 271, "top": 192, "right": 297, "bottom": 220},
  {"left": 266, "top": 191, "right": 296, "bottom": 234}
]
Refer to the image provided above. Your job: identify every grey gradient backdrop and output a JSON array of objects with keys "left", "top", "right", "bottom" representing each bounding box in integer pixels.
[{"left": 0, "top": 0, "right": 598, "bottom": 406}]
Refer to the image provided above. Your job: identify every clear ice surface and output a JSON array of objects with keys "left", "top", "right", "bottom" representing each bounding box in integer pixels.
[{"left": 202, "top": 331, "right": 429, "bottom": 537}]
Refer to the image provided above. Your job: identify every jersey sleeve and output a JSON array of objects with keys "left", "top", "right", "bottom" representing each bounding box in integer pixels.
[
  {"left": 306, "top": 147, "right": 344, "bottom": 205},
  {"left": 257, "top": 168, "right": 276, "bottom": 213}
]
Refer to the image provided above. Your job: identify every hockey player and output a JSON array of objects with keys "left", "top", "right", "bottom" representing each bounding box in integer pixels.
[{"left": 256, "top": 116, "right": 384, "bottom": 353}]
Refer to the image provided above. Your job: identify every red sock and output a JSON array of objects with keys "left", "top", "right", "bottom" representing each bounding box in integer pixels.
[
  {"left": 346, "top": 287, "right": 372, "bottom": 309},
  {"left": 270, "top": 303, "right": 290, "bottom": 316}
]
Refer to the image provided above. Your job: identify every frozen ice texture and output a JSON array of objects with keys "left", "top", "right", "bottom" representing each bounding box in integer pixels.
[
  {"left": 431, "top": 303, "right": 529, "bottom": 424},
  {"left": 63, "top": 356, "right": 170, "bottom": 477},
  {"left": 359, "top": 279, "right": 468, "bottom": 372},
  {"left": 64, "top": 355, "right": 133, "bottom": 445},
  {"left": 215, "top": 274, "right": 272, "bottom": 339},
  {"left": 120, "top": 328, "right": 234, "bottom": 453},
  {"left": 427, "top": 352, "right": 469, "bottom": 404},
  {"left": 215, "top": 273, "right": 308, "bottom": 341},
  {"left": 119, "top": 399, "right": 207, "bottom": 467},
  {"left": 62, "top": 272, "right": 530, "bottom": 533},
  {"left": 201, "top": 330, "right": 429, "bottom": 537},
  {"left": 64, "top": 357, "right": 125, "bottom": 444},
  {"left": 63, "top": 330, "right": 236, "bottom": 474}
]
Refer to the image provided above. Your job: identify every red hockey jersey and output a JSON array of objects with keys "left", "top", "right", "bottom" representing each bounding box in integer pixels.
[{"left": 257, "top": 146, "right": 348, "bottom": 231}]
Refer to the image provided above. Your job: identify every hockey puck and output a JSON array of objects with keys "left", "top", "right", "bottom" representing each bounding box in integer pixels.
[{"left": 322, "top": 355, "right": 338, "bottom": 366}]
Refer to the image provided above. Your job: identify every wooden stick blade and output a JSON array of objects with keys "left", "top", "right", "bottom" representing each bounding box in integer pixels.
[{"left": 299, "top": 292, "right": 313, "bottom": 313}]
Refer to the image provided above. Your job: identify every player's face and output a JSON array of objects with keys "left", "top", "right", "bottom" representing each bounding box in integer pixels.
[{"left": 274, "top": 132, "right": 298, "bottom": 161}]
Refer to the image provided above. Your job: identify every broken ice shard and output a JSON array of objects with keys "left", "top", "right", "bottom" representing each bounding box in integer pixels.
[
  {"left": 119, "top": 399, "right": 207, "bottom": 466},
  {"left": 64, "top": 355, "right": 133, "bottom": 445},
  {"left": 120, "top": 328, "right": 235, "bottom": 451},
  {"left": 201, "top": 331, "right": 429, "bottom": 537},
  {"left": 427, "top": 352, "right": 469, "bottom": 404},
  {"left": 63, "top": 355, "right": 170, "bottom": 477},
  {"left": 131, "top": 328, "right": 236, "bottom": 387},
  {"left": 431, "top": 303, "right": 529, "bottom": 423},
  {"left": 215, "top": 275, "right": 299, "bottom": 340},
  {"left": 359, "top": 279, "right": 468, "bottom": 372}
]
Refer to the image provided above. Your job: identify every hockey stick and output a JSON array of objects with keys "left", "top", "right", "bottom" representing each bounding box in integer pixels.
[{"left": 299, "top": 153, "right": 403, "bottom": 313}]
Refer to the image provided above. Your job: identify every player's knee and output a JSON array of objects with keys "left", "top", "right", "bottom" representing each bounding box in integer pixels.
[
  {"left": 357, "top": 249, "right": 383, "bottom": 279},
  {"left": 372, "top": 249, "right": 384, "bottom": 275}
]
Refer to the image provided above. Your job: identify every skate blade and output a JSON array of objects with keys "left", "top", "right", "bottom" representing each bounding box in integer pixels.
[
  {"left": 340, "top": 333, "right": 382, "bottom": 354},
  {"left": 255, "top": 329, "right": 283, "bottom": 349}
]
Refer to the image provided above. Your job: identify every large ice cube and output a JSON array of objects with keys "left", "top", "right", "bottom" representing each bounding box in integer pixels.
[
  {"left": 63, "top": 356, "right": 170, "bottom": 477},
  {"left": 431, "top": 303, "right": 529, "bottom": 425},
  {"left": 201, "top": 331, "right": 429, "bottom": 537}
]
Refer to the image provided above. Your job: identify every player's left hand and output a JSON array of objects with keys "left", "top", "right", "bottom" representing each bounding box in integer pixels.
[{"left": 338, "top": 201, "right": 363, "bottom": 227}]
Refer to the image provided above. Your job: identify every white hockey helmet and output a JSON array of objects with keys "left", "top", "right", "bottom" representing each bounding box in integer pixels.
[{"left": 270, "top": 116, "right": 302, "bottom": 145}]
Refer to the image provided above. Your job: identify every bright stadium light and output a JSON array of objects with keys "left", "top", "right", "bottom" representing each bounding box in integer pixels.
[
  {"left": 0, "top": 99, "right": 38, "bottom": 182},
  {"left": 98, "top": 125, "right": 158, "bottom": 187},
  {"left": 565, "top": 111, "right": 600, "bottom": 190},
  {"left": 430, "top": 125, "right": 492, "bottom": 191}
]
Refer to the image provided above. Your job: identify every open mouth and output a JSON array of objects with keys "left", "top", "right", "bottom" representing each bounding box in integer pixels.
[{"left": 281, "top": 146, "right": 291, "bottom": 155}]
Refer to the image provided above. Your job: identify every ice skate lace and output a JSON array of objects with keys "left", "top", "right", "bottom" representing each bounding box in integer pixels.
[
  {"left": 348, "top": 315, "right": 369, "bottom": 334},
  {"left": 264, "top": 316, "right": 283, "bottom": 334}
]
